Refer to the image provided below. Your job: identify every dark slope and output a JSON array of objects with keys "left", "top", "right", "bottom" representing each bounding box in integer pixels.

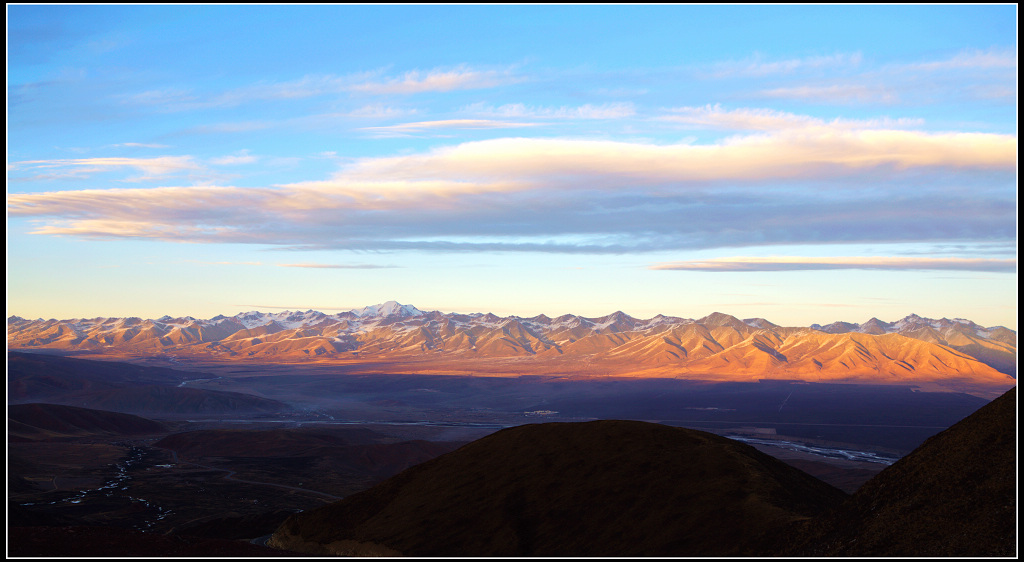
[
  {"left": 8, "top": 351, "right": 290, "bottom": 415},
  {"left": 153, "top": 426, "right": 391, "bottom": 456},
  {"left": 8, "top": 403, "right": 167, "bottom": 441},
  {"left": 155, "top": 427, "right": 462, "bottom": 494},
  {"left": 7, "top": 351, "right": 198, "bottom": 401},
  {"left": 788, "top": 386, "right": 1017, "bottom": 556},
  {"left": 7, "top": 525, "right": 311, "bottom": 557},
  {"left": 270, "top": 420, "right": 847, "bottom": 556},
  {"left": 68, "top": 384, "right": 291, "bottom": 416}
]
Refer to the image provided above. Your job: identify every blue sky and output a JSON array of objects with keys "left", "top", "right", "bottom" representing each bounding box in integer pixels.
[{"left": 7, "top": 5, "right": 1018, "bottom": 328}]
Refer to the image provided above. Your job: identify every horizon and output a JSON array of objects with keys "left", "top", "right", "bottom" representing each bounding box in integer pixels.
[
  {"left": 7, "top": 299, "right": 1015, "bottom": 331},
  {"left": 7, "top": 5, "right": 1018, "bottom": 330}
]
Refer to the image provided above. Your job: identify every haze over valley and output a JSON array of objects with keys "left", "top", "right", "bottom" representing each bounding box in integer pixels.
[{"left": 7, "top": 4, "right": 1016, "bottom": 557}]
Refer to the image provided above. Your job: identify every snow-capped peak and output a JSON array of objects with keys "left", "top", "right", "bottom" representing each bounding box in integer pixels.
[{"left": 351, "top": 301, "right": 424, "bottom": 318}]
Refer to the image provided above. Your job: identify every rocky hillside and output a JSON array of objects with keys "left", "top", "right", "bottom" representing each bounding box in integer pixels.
[
  {"left": 786, "top": 386, "right": 1017, "bottom": 556},
  {"left": 7, "top": 303, "right": 1016, "bottom": 389}
]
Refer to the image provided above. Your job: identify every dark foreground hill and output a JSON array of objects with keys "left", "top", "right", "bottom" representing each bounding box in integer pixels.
[
  {"left": 6, "top": 523, "right": 311, "bottom": 557},
  {"left": 269, "top": 420, "right": 848, "bottom": 556},
  {"left": 786, "top": 386, "right": 1017, "bottom": 556},
  {"left": 270, "top": 386, "right": 1017, "bottom": 557}
]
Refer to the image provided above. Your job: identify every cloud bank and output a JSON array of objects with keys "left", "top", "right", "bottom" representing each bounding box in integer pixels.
[
  {"left": 650, "top": 257, "right": 1017, "bottom": 273},
  {"left": 8, "top": 118, "right": 1016, "bottom": 255}
]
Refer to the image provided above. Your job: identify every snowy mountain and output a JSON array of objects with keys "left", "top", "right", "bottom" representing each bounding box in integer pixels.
[{"left": 8, "top": 304, "right": 1016, "bottom": 388}]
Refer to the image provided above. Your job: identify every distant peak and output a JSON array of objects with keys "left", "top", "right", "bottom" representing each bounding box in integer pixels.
[
  {"left": 351, "top": 301, "right": 424, "bottom": 318},
  {"left": 698, "top": 312, "right": 745, "bottom": 328}
]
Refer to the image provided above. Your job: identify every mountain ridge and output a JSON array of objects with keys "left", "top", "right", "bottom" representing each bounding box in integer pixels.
[{"left": 8, "top": 302, "right": 1016, "bottom": 392}]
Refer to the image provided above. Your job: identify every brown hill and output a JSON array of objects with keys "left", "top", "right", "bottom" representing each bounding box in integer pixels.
[
  {"left": 67, "top": 385, "right": 292, "bottom": 416},
  {"left": 8, "top": 351, "right": 291, "bottom": 416},
  {"left": 154, "top": 427, "right": 460, "bottom": 487},
  {"left": 8, "top": 403, "right": 167, "bottom": 441},
  {"left": 153, "top": 426, "right": 388, "bottom": 456},
  {"left": 787, "top": 386, "right": 1017, "bottom": 556},
  {"left": 269, "top": 420, "right": 847, "bottom": 556},
  {"left": 7, "top": 351, "right": 198, "bottom": 401},
  {"left": 7, "top": 525, "right": 311, "bottom": 557}
]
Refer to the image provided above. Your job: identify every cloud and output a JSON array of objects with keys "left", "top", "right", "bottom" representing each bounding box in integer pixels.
[
  {"left": 470, "top": 102, "right": 637, "bottom": 120},
  {"left": 756, "top": 84, "right": 898, "bottom": 104},
  {"left": 348, "top": 65, "right": 521, "bottom": 95},
  {"left": 120, "top": 65, "right": 518, "bottom": 112},
  {"left": 8, "top": 114, "right": 1016, "bottom": 254},
  {"left": 342, "top": 104, "right": 418, "bottom": 119},
  {"left": 707, "top": 52, "right": 863, "bottom": 78},
  {"left": 277, "top": 263, "right": 400, "bottom": 269},
  {"left": 745, "top": 48, "right": 1016, "bottom": 105},
  {"left": 359, "top": 119, "right": 538, "bottom": 136},
  {"left": 650, "top": 256, "right": 1016, "bottom": 273},
  {"left": 113, "top": 142, "right": 171, "bottom": 149},
  {"left": 198, "top": 260, "right": 263, "bottom": 266},
  {"left": 905, "top": 48, "right": 1017, "bottom": 72},
  {"left": 327, "top": 127, "right": 1015, "bottom": 188},
  {"left": 7, "top": 156, "right": 202, "bottom": 182},
  {"left": 209, "top": 150, "right": 259, "bottom": 166},
  {"left": 658, "top": 105, "right": 923, "bottom": 131}
]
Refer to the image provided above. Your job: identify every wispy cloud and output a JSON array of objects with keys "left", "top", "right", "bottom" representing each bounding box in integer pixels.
[
  {"left": 470, "top": 102, "right": 636, "bottom": 120},
  {"left": 756, "top": 84, "right": 898, "bottom": 104},
  {"left": 342, "top": 104, "right": 418, "bottom": 119},
  {"left": 197, "top": 260, "right": 264, "bottom": 266},
  {"left": 121, "top": 65, "right": 519, "bottom": 112},
  {"left": 650, "top": 256, "right": 1016, "bottom": 273},
  {"left": 208, "top": 150, "right": 259, "bottom": 166},
  {"left": 745, "top": 48, "right": 1016, "bottom": 105},
  {"left": 707, "top": 52, "right": 863, "bottom": 78},
  {"left": 8, "top": 156, "right": 202, "bottom": 182},
  {"left": 359, "top": 119, "right": 538, "bottom": 136},
  {"left": 905, "top": 47, "right": 1017, "bottom": 72},
  {"left": 658, "top": 104, "right": 922, "bottom": 131},
  {"left": 277, "top": 263, "right": 400, "bottom": 269},
  {"left": 112, "top": 142, "right": 172, "bottom": 149},
  {"left": 349, "top": 65, "right": 521, "bottom": 95}
]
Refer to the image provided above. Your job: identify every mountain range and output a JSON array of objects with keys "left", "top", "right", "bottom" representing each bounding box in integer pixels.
[{"left": 8, "top": 302, "right": 1016, "bottom": 391}]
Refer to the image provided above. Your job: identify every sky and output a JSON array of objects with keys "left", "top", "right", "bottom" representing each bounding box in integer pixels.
[{"left": 6, "top": 5, "right": 1018, "bottom": 328}]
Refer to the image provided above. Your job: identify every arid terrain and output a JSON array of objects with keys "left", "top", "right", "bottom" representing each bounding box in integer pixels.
[
  {"left": 7, "top": 305, "right": 1016, "bottom": 556},
  {"left": 8, "top": 304, "right": 1016, "bottom": 396}
]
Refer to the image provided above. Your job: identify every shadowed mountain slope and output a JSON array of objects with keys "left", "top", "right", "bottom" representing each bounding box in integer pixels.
[
  {"left": 269, "top": 420, "right": 847, "bottom": 557},
  {"left": 7, "top": 351, "right": 198, "bottom": 401},
  {"left": 154, "top": 427, "right": 462, "bottom": 493},
  {"left": 65, "top": 384, "right": 292, "bottom": 416},
  {"left": 8, "top": 403, "right": 167, "bottom": 441},
  {"left": 7, "top": 524, "right": 311, "bottom": 557},
  {"left": 787, "top": 386, "right": 1017, "bottom": 557},
  {"left": 8, "top": 352, "right": 291, "bottom": 416}
]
